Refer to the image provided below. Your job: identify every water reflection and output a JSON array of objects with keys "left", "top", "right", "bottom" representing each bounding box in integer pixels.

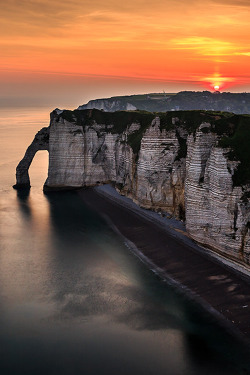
[
  {"left": 43, "top": 191, "right": 250, "bottom": 374},
  {"left": 44, "top": 191, "right": 183, "bottom": 331},
  {"left": 16, "top": 189, "right": 31, "bottom": 219},
  {"left": 0, "top": 186, "right": 249, "bottom": 374}
]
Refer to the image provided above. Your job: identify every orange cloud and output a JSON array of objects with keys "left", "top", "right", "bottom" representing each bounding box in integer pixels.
[
  {"left": 170, "top": 37, "right": 250, "bottom": 58},
  {"left": 1, "top": 0, "right": 250, "bottom": 94}
]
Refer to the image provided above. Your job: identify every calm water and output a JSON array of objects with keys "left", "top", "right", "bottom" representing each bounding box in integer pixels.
[{"left": 0, "top": 107, "right": 250, "bottom": 375}]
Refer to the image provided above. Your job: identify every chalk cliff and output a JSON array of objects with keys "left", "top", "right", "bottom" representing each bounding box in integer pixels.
[
  {"left": 13, "top": 127, "right": 49, "bottom": 189},
  {"left": 77, "top": 92, "right": 250, "bottom": 113},
  {"left": 14, "top": 109, "right": 250, "bottom": 266},
  {"left": 78, "top": 98, "right": 137, "bottom": 112}
]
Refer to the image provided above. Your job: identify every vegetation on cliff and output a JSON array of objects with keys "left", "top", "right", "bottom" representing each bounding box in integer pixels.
[
  {"left": 60, "top": 109, "right": 155, "bottom": 156},
  {"left": 218, "top": 115, "right": 250, "bottom": 186},
  {"left": 78, "top": 91, "right": 250, "bottom": 114},
  {"left": 59, "top": 108, "right": 250, "bottom": 186}
]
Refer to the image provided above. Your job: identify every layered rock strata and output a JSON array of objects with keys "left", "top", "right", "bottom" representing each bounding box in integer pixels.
[
  {"left": 14, "top": 109, "right": 250, "bottom": 266},
  {"left": 78, "top": 98, "right": 136, "bottom": 112},
  {"left": 185, "top": 128, "right": 250, "bottom": 265}
]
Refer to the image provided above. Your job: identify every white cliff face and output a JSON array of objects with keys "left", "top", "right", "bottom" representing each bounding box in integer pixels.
[
  {"left": 17, "top": 110, "right": 250, "bottom": 266},
  {"left": 78, "top": 99, "right": 137, "bottom": 112},
  {"left": 133, "top": 117, "right": 186, "bottom": 218},
  {"left": 46, "top": 119, "right": 85, "bottom": 187},
  {"left": 83, "top": 128, "right": 119, "bottom": 184},
  {"left": 185, "top": 127, "right": 250, "bottom": 264}
]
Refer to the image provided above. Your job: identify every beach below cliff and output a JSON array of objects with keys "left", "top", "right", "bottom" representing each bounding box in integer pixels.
[{"left": 78, "top": 185, "right": 250, "bottom": 343}]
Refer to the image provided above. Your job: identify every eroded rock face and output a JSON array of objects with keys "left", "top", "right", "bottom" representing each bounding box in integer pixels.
[
  {"left": 185, "top": 129, "right": 250, "bottom": 264},
  {"left": 45, "top": 119, "right": 85, "bottom": 188},
  {"left": 78, "top": 99, "right": 136, "bottom": 112},
  {"left": 14, "top": 110, "right": 250, "bottom": 265},
  {"left": 132, "top": 117, "right": 186, "bottom": 218}
]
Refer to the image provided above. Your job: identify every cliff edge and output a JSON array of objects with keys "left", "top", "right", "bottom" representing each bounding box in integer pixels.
[{"left": 14, "top": 109, "right": 250, "bottom": 266}]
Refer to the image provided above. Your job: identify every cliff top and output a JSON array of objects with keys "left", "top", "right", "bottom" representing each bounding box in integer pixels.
[
  {"left": 53, "top": 108, "right": 250, "bottom": 186},
  {"left": 78, "top": 91, "right": 250, "bottom": 114}
]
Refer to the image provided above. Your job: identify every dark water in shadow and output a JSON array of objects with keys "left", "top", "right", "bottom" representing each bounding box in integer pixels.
[
  {"left": 0, "top": 188, "right": 249, "bottom": 375},
  {"left": 0, "top": 108, "right": 249, "bottom": 374}
]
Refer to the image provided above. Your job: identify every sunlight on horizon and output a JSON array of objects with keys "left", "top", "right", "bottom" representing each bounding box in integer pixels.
[{"left": 1, "top": 0, "right": 250, "bottom": 105}]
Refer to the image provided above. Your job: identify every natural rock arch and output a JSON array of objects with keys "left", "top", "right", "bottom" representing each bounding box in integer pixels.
[{"left": 13, "top": 127, "right": 50, "bottom": 189}]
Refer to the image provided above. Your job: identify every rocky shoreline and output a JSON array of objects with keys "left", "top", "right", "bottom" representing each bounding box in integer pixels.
[
  {"left": 78, "top": 185, "right": 250, "bottom": 344},
  {"left": 96, "top": 184, "right": 250, "bottom": 279}
]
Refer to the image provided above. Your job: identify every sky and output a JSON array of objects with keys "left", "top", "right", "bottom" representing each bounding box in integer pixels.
[{"left": 1, "top": 0, "right": 250, "bottom": 108}]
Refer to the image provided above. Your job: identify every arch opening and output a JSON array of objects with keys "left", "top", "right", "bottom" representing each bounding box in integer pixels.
[
  {"left": 13, "top": 127, "right": 50, "bottom": 190},
  {"left": 29, "top": 150, "right": 49, "bottom": 188}
]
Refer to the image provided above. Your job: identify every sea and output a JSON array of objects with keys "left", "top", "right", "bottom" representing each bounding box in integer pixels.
[{"left": 0, "top": 107, "right": 249, "bottom": 375}]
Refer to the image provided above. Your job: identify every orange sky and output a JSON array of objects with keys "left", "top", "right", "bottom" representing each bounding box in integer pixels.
[{"left": 1, "top": 0, "right": 250, "bottom": 107}]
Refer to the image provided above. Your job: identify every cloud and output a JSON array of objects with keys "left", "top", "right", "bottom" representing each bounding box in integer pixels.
[
  {"left": 171, "top": 37, "right": 234, "bottom": 55},
  {"left": 235, "top": 52, "right": 250, "bottom": 56},
  {"left": 1, "top": 0, "right": 249, "bottom": 45},
  {"left": 170, "top": 36, "right": 250, "bottom": 57},
  {"left": 0, "top": 0, "right": 204, "bottom": 32},
  {"left": 211, "top": 0, "right": 250, "bottom": 6},
  {"left": 1, "top": 0, "right": 250, "bottom": 92}
]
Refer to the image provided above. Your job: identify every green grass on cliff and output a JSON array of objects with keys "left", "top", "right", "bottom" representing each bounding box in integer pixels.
[
  {"left": 61, "top": 108, "right": 154, "bottom": 131},
  {"left": 218, "top": 115, "right": 250, "bottom": 186},
  {"left": 60, "top": 108, "right": 250, "bottom": 186},
  {"left": 61, "top": 108, "right": 155, "bottom": 156},
  {"left": 158, "top": 110, "right": 233, "bottom": 133},
  {"left": 157, "top": 111, "right": 250, "bottom": 183}
]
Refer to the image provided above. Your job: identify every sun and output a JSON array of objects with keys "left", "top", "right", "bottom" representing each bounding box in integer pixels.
[{"left": 214, "top": 85, "right": 220, "bottom": 90}]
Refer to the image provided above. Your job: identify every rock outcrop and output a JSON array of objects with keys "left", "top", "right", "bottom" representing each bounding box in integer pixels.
[
  {"left": 14, "top": 109, "right": 250, "bottom": 266},
  {"left": 13, "top": 127, "right": 49, "bottom": 189},
  {"left": 78, "top": 98, "right": 137, "bottom": 112},
  {"left": 185, "top": 127, "right": 250, "bottom": 264}
]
